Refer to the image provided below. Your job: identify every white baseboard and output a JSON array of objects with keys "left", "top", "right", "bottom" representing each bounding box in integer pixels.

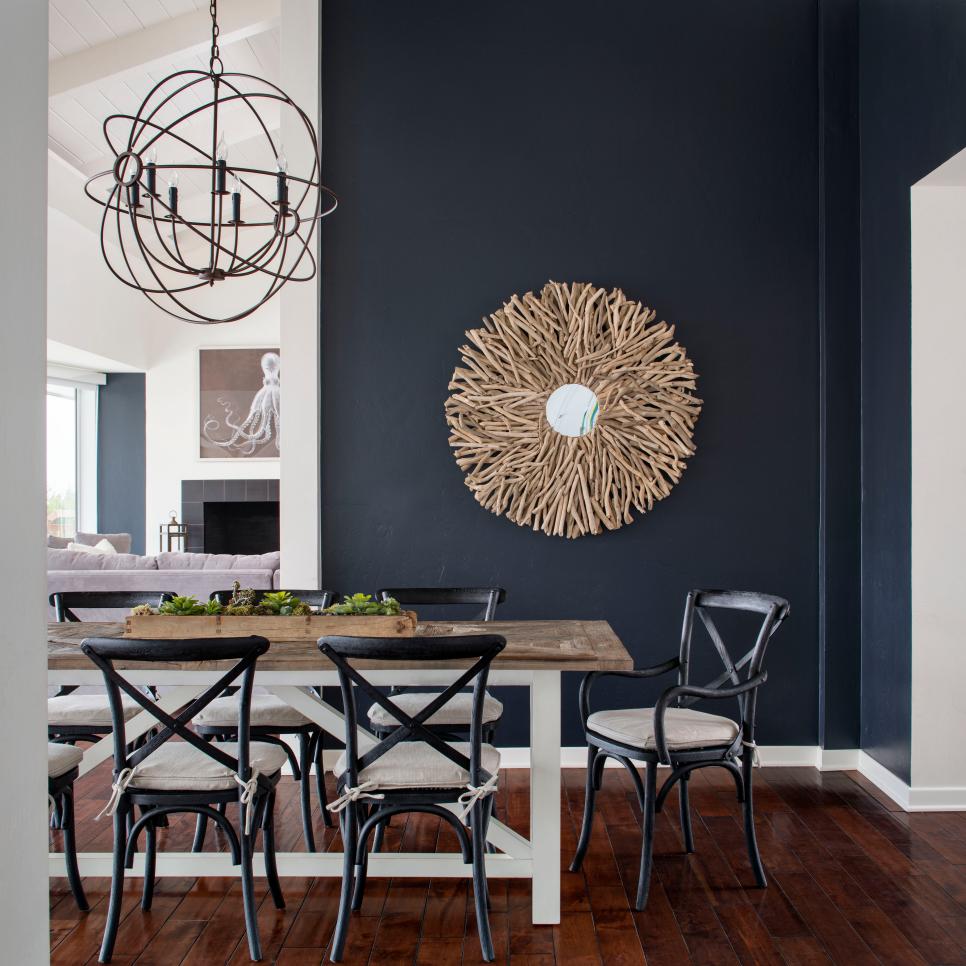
[
  {"left": 856, "top": 751, "right": 966, "bottom": 811},
  {"left": 315, "top": 745, "right": 964, "bottom": 812}
]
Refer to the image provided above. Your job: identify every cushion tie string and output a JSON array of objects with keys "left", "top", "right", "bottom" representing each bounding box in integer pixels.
[
  {"left": 457, "top": 774, "right": 499, "bottom": 822},
  {"left": 234, "top": 769, "right": 261, "bottom": 836},
  {"left": 95, "top": 767, "right": 135, "bottom": 821},
  {"left": 742, "top": 740, "right": 760, "bottom": 767},
  {"left": 327, "top": 780, "right": 385, "bottom": 814}
]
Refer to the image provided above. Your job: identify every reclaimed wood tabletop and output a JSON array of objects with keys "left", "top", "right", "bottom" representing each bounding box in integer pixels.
[{"left": 47, "top": 619, "right": 633, "bottom": 672}]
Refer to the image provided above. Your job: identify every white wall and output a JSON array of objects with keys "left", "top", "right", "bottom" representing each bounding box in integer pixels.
[
  {"left": 47, "top": 151, "right": 160, "bottom": 370},
  {"left": 278, "top": 0, "right": 321, "bottom": 587},
  {"left": 911, "top": 149, "right": 966, "bottom": 805},
  {"left": 1, "top": 2, "right": 53, "bottom": 960},
  {"left": 144, "top": 303, "right": 280, "bottom": 553}
]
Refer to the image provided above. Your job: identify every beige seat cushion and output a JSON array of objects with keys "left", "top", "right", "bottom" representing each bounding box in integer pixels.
[
  {"left": 333, "top": 741, "right": 500, "bottom": 790},
  {"left": 48, "top": 742, "right": 84, "bottom": 779},
  {"left": 125, "top": 741, "right": 288, "bottom": 792},
  {"left": 194, "top": 693, "right": 311, "bottom": 728},
  {"left": 367, "top": 691, "right": 503, "bottom": 728},
  {"left": 587, "top": 707, "right": 740, "bottom": 751},
  {"left": 48, "top": 693, "right": 143, "bottom": 727}
]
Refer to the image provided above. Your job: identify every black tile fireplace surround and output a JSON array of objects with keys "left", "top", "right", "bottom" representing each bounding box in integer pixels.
[{"left": 181, "top": 479, "right": 279, "bottom": 555}]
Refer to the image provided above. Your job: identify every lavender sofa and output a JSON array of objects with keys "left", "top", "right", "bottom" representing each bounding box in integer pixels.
[{"left": 47, "top": 549, "right": 281, "bottom": 619}]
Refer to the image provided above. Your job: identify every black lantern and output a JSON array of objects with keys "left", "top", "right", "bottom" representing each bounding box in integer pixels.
[
  {"left": 160, "top": 511, "right": 189, "bottom": 552},
  {"left": 84, "top": 0, "right": 336, "bottom": 324}
]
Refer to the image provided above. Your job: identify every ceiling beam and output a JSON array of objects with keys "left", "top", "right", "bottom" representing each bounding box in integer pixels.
[{"left": 49, "top": 0, "right": 280, "bottom": 98}]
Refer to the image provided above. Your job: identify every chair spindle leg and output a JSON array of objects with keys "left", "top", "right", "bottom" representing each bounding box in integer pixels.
[{"left": 634, "top": 761, "right": 657, "bottom": 911}]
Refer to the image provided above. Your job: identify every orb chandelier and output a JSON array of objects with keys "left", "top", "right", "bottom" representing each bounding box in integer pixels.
[{"left": 84, "top": 0, "right": 337, "bottom": 324}]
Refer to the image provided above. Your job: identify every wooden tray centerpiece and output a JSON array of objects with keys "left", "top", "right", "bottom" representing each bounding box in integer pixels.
[{"left": 124, "top": 590, "right": 416, "bottom": 640}]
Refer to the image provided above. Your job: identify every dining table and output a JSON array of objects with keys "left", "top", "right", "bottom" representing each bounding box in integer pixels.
[{"left": 47, "top": 618, "right": 633, "bottom": 924}]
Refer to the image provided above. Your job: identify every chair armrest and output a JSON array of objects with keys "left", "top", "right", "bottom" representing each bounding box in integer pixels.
[
  {"left": 652, "top": 672, "right": 768, "bottom": 764},
  {"left": 577, "top": 657, "right": 680, "bottom": 730}
]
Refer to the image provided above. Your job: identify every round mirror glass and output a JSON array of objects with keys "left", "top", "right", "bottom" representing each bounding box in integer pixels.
[{"left": 545, "top": 384, "right": 600, "bottom": 437}]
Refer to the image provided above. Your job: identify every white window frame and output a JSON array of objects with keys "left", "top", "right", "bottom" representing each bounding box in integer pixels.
[{"left": 47, "top": 366, "right": 104, "bottom": 535}]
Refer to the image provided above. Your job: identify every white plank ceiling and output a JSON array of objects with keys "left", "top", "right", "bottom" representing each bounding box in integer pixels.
[{"left": 49, "top": 0, "right": 281, "bottom": 204}]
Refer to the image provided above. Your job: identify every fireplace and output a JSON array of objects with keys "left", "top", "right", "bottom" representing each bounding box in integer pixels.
[{"left": 181, "top": 479, "right": 279, "bottom": 555}]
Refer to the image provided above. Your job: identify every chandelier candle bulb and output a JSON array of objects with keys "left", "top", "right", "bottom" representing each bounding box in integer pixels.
[
  {"left": 275, "top": 148, "right": 288, "bottom": 206},
  {"left": 145, "top": 147, "right": 157, "bottom": 195},
  {"left": 215, "top": 132, "right": 227, "bottom": 193},
  {"left": 128, "top": 179, "right": 141, "bottom": 209},
  {"left": 167, "top": 172, "right": 179, "bottom": 217},
  {"left": 230, "top": 175, "right": 242, "bottom": 223}
]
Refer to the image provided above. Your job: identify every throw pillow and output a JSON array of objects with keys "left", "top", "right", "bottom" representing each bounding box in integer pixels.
[
  {"left": 75, "top": 531, "right": 133, "bottom": 554},
  {"left": 67, "top": 538, "right": 118, "bottom": 555}
]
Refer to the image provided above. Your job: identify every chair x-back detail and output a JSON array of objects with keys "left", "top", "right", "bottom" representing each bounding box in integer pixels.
[
  {"left": 192, "top": 588, "right": 340, "bottom": 851},
  {"left": 319, "top": 633, "right": 506, "bottom": 963},
  {"left": 571, "top": 590, "right": 790, "bottom": 911},
  {"left": 81, "top": 635, "right": 286, "bottom": 964}
]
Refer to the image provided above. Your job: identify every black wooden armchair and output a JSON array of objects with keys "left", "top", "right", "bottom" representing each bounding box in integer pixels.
[{"left": 570, "top": 589, "right": 790, "bottom": 910}]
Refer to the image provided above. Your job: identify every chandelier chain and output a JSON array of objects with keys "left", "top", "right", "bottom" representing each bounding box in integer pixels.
[{"left": 209, "top": 0, "right": 223, "bottom": 74}]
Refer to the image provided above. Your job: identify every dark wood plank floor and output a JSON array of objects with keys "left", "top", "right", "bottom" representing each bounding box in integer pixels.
[{"left": 50, "top": 761, "right": 966, "bottom": 964}]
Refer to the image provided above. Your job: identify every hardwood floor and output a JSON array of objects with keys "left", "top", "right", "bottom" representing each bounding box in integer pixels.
[{"left": 50, "top": 761, "right": 966, "bottom": 964}]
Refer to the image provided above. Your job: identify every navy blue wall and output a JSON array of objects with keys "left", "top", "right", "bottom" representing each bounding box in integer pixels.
[
  {"left": 859, "top": 0, "right": 966, "bottom": 783},
  {"left": 97, "top": 373, "right": 146, "bottom": 554},
  {"left": 819, "top": 0, "right": 862, "bottom": 752},
  {"left": 320, "top": 0, "right": 823, "bottom": 747}
]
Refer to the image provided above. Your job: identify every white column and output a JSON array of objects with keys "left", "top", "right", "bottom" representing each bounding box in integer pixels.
[
  {"left": 529, "top": 670, "right": 561, "bottom": 923},
  {"left": 911, "top": 149, "right": 966, "bottom": 809},
  {"left": 279, "top": 0, "right": 321, "bottom": 588},
  {"left": 0, "top": 1, "right": 51, "bottom": 960}
]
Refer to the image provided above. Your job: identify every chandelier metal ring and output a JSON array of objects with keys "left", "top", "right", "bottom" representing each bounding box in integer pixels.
[{"left": 84, "top": 0, "right": 336, "bottom": 324}]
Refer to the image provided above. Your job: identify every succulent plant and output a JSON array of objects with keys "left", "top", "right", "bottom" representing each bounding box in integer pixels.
[
  {"left": 159, "top": 595, "right": 206, "bottom": 616},
  {"left": 203, "top": 599, "right": 223, "bottom": 615},
  {"left": 261, "top": 591, "right": 296, "bottom": 614},
  {"left": 130, "top": 603, "right": 157, "bottom": 616},
  {"left": 291, "top": 602, "right": 312, "bottom": 617},
  {"left": 323, "top": 593, "right": 401, "bottom": 617}
]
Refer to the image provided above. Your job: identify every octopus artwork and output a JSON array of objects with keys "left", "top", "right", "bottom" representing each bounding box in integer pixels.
[{"left": 201, "top": 350, "right": 281, "bottom": 457}]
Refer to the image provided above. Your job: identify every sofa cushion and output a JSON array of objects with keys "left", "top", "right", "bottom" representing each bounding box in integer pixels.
[
  {"left": 125, "top": 741, "right": 287, "bottom": 791},
  {"left": 47, "top": 548, "right": 158, "bottom": 571},
  {"left": 76, "top": 531, "right": 133, "bottom": 554},
  {"left": 586, "top": 707, "right": 740, "bottom": 751},
  {"left": 156, "top": 551, "right": 280, "bottom": 572},
  {"left": 47, "top": 534, "right": 70, "bottom": 549},
  {"left": 333, "top": 741, "right": 500, "bottom": 790}
]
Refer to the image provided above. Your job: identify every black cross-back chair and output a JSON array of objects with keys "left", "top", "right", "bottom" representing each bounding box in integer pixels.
[
  {"left": 48, "top": 591, "right": 176, "bottom": 745},
  {"left": 192, "top": 588, "right": 339, "bottom": 851},
  {"left": 370, "top": 587, "right": 507, "bottom": 743},
  {"left": 48, "top": 742, "right": 88, "bottom": 911},
  {"left": 319, "top": 633, "right": 506, "bottom": 963},
  {"left": 81, "top": 635, "right": 286, "bottom": 964},
  {"left": 570, "top": 590, "right": 790, "bottom": 911}
]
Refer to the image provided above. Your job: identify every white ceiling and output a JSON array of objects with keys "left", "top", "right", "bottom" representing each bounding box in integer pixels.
[{"left": 48, "top": 0, "right": 281, "bottom": 202}]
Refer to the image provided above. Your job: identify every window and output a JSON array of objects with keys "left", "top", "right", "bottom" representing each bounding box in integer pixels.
[{"left": 46, "top": 378, "right": 99, "bottom": 539}]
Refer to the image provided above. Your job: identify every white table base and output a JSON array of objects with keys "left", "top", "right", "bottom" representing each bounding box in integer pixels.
[{"left": 48, "top": 667, "right": 562, "bottom": 925}]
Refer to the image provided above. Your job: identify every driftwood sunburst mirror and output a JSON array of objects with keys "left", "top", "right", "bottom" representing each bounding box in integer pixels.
[{"left": 445, "top": 281, "right": 702, "bottom": 538}]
